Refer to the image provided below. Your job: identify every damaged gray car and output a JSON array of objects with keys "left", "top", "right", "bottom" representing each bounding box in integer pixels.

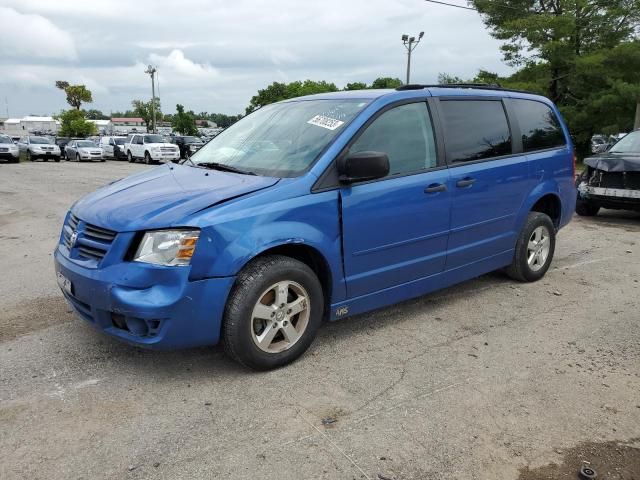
[{"left": 576, "top": 130, "right": 640, "bottom": 216}]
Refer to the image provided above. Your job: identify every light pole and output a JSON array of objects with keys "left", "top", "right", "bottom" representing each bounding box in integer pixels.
[
  {"left": 402, "top": 32, "right": 424, "bottom": 85},
  {"left": 144, "top": 65, "right": 157, "bottom": 133}
]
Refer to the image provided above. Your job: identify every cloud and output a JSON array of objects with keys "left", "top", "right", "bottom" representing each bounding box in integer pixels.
[
  {"left": 0, "top": 7, "right": 76, "bottom": 61},
  {"left": 148, "top": 50, "right": 218, "bottom": 80}
]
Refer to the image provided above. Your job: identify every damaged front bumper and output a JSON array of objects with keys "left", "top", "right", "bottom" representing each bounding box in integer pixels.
[{"left": 577, "top": 168, "right": 640, "bottom": 211}]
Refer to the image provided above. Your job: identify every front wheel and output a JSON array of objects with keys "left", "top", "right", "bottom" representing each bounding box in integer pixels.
[
  {"left": 27, "top": 151, "right": 33, "bottom": 162},
  {"left": 76, "top": 154, "right": 81, "bottom": 162},
  {"left": 576, "top": 198, "right": 600, "bottom": 216},
  {"left": 144, "top": 151, "right": 152, "bottom": 165},
  {"left": 505, "top": 212, "right": 556, "bottom": 282},
  {"left": 222, "top": 255, "right": 324, "bottom": 370}
]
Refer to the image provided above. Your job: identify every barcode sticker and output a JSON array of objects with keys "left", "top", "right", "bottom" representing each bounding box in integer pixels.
[{"left": 307, "top": 115, "right": 345, "bottom": 130}]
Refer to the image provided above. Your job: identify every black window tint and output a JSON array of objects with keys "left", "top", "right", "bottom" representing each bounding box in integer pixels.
[
  {"left": 440, "top": 100, "right": 512, "bottom": 163},
  {"left": 512, "top": 99, "right": 566, "bottom": 152},
  {"left": 349, "top": 102, "right": 437, "bottom": 176}
]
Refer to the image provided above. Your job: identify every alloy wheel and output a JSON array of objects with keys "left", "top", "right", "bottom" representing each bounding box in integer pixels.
[{"left": 527, "top": 226, "right": 550, "bottom": 272}]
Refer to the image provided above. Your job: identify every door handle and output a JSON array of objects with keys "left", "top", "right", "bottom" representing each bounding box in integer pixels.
[
  {"left": 456, "top": 177, "right": 476, "bottom": 188},
  {"left": 424, "top": 183, "right": 447, "bottom": 193}
]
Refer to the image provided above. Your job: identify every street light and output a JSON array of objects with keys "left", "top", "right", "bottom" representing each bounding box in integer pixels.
[
  {"left": 402, "top": 31, "right": 424, "bottom": 84},
  {"left": 144, "top": 65, "right": 157, "bottom": 133}
]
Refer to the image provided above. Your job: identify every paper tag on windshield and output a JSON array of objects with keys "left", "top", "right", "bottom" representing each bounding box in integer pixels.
[{"left": 307, "top": 115, "right": 344, "bottom": 130}]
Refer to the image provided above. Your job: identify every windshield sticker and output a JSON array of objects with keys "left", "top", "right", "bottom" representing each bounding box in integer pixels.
[{"left": 307, "top": 115, "right": 345, "bottom": 131}]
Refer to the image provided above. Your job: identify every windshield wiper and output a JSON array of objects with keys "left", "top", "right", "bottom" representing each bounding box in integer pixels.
[
  {"left": 180, "top": 157, "right": 196, "bottom": 166},
  {"left": 195, "top": 162, "right": 257, "bottom": 175}
]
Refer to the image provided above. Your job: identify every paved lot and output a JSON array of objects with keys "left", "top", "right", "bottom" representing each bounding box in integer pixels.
[{"left": 1, "top": 161, "right": 639, "bottom": 480}]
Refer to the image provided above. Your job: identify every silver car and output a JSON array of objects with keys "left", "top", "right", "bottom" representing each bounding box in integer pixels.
[
  {"left": 65, "top": 140, "right": 104, "bottom": 162},
  {"left": 17, "top": 136, "right": 61, "bottom": 162}
]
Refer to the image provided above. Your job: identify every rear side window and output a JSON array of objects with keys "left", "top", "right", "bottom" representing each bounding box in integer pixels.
[
  {"left": 440, "top": 100, "right": 512, "bottom": 163},
  {"left": 511, "top": 99, "right": 566, "bottom": 152},
  {"left": 349, "top": 102, "right": 437, "bottom": 176}
]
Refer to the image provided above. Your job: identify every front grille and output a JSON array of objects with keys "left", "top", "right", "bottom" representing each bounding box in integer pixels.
[
  {"left": 589, "top": 171, "right": 640, "bottom": 190},
  {"left": 61, "top": 213, "right": 117, "bottom": 264},
  {"left": 0, "top": 148, "right": 8, "bottom": 152},
  {"left": 160, "top": 147, "right": 177, "bottom": 152}
]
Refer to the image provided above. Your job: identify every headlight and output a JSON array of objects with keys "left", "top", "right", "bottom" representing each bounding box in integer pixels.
[{"left": 133, "top": 229, "right": 200, "bottom": 266}]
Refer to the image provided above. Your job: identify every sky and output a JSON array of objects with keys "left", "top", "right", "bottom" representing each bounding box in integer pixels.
[{"left": 0, "top": 0, "right": 513, "bottom": 118}]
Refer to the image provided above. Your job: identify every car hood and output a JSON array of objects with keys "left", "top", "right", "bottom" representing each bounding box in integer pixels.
[
  {"left": 145, "top": 143, "right": 177, "bottom": 148},
  {"left": 78, "top": 147, "right": 101, "bottom": 153},
  {"left": 584, "top": 153, "right": 640, "bottom": 172},
  {"left": 72, "top": 164, "right": 279, "bottom": 231}
]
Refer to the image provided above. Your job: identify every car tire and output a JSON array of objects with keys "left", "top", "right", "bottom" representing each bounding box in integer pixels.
[
  {"left": 55, "top": 158, "right": 60, "bottom": 162},
  {"left": 575, "top": 198, "right": 600, "bottom": 216},
  {"left": 76, "top": 154, "right": 81, "bottom": 162},
  {"left": 144, "top": 151, "right": 151, "bottom": 165},
  {"left": 505, "top": 211, "right": 556, "bottom": 283},
  {"left": 222, "top": 255, "right": 324, "bottom": 370},
  {"left": 27, "top": 151, "right": 32, "bottom": 162},
  {"left": 127, "top": 151, "right": 134, "bottom": 163}
]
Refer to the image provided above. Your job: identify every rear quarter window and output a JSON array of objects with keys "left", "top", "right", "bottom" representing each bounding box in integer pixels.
[
  {"left": 439, "top": 100, "right": 512, "bottom": 163},
  {"left": 511, "top": 99, "right": 566, "bottom": 152}
]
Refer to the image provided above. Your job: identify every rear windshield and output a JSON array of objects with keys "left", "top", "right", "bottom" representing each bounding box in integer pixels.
[
  {"left": 609, "top": 131, "right": 640, "bottom": 154},
  {"left": 114, "top": 138, "right": 126, "bottom": 145},
  {"left": 192, "top": 99, "right": 370, "bottom": 177},
  {"left": 182, "top": 136, "right": 202, "bottom": 144}
]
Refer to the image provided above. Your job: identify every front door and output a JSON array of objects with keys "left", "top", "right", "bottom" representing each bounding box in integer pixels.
[{"left": 340, "top": 101, "right": 451, "bottom": 298}]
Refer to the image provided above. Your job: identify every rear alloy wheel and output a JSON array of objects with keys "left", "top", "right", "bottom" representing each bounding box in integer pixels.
[
  {"left": 223, "top": 255, "right": 323, "bottom": 370},
  {"left": 127, "top": 151, "right": 134, "bottom": 163},
  {"left": 505, "top": 212, "right": 556, "bottom": 282}
]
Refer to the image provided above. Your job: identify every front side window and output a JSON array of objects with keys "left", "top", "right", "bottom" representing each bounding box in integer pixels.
[
  {"left": 348, "top": 102, "right": 437, "bottom": 176},
  {"left": 192, "top": 99, "right": 370, "bottom": 177},
  {"left": 440, "top": 100, "right": 512, "bottom": 163},
  {"left": 511, "top": 99, "right": 566, "bottom": 152}
]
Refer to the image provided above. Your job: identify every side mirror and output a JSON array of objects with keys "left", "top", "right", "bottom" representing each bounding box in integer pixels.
[{"left": 337, "top": 151, "right": 390, "bottom": 183}]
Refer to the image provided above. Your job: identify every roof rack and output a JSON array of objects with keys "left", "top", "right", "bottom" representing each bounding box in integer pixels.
[{"left": 396, "top": 83, "right": 535, "bottom": 95}]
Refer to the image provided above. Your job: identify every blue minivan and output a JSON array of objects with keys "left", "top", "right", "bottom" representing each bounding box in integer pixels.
[{"left": 54, "top": 85, "right": 576, "bottom": 369}]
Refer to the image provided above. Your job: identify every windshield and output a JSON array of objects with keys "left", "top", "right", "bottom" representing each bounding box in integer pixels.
[
  {"left": 609, "top": 131, "right": 639, "bottom": 154},
  {"left": 144, "top": 135, "right": 164, "bottom": 143},
  {"left": 114, "top": 138, "right": 126, "bottom": 145},
  {"left": 0, "top": 136, "right": 12, "bottom": 144},
  {"left": 77, "top": 141, "right": 95, "bottom": 147},
  {"left": 191, "top": 99, "right": 370, "bottom": 177},
  {"left": 30, "top": 137, "right": 51, "bottom": 144}
]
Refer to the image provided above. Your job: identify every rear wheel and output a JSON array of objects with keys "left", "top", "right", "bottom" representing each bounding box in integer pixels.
[
  {"left": 222, "top": 255, "right": 324, "bottom": 370},
  {"left": 505, "top": 212, "right": 556, "bottom": 282}
]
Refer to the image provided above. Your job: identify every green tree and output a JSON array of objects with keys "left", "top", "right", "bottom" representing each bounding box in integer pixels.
[
  {"left": 132, "top": 98, "right": 161, "bottom": 132},
  {"left": 172, "top": 104, "right": 198, "bottom": 135},
  {"left": 55, "top": 81, "right": 93, "bottom": 110},
  {"left": 369, "top": 77, "right": 403, "bottom": 89},
  {"left": 83, "top": 109, "right": 109, "bottom": 120},
  {"left": 58, "top": 109, "right": 97, "bottom": 137},
  {"left": 344, "top": 82, "right": 368, "bottom": 90},
  {"left": 437, "top": 73, "right": 465, "bottom": 84},
  {"left": 471, "top": 0, "right": 640, "bottom": 103},
  {"left": 246, "top": 80, "right": 338, "bottom": 114}
]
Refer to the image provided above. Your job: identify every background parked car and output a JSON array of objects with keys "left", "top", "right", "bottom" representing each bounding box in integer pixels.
[
  {"left": 171, "top": 135, "right": 205, "bottom": 159},
  {"left": 124, "top": 133, "right": 180, "bottom": 164},
  {"left": 0, "top": 134, "right": 20, "bottom": 163},
  {"left": 17, "top": 136, "right": 61, "bottom": 162},
  {"left": 98, "top": 136, "right": 127, "bottom": 159},
  {"left": 65, "top": 140, "right": 104, "bottom": 162}
]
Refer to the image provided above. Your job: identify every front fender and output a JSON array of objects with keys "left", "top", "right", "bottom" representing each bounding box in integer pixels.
[{"left": 190, "top": 189, "right": 346, "bottom": 302}]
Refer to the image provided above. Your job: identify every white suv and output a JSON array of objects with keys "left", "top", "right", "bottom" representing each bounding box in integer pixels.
[{"left": 125, "top": 134, "right": 180, "bottom": 164}]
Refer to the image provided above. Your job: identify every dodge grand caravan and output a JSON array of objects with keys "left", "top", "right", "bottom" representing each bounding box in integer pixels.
[{"left": 54, "top": 85, "right": 576, "bottom": 370}]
